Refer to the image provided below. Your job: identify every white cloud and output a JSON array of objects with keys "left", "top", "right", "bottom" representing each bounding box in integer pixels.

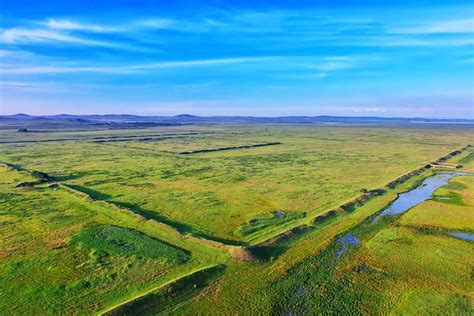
[
  {"left": 0, "top": 27, "right": 120, "bottom": 47},
  {"left": 45, "top": 19, "right": 117, "bottom": 32},
  {"left": 392, "top": 18, "right": 474, "bottom": 34},
  {"left": 0, "top": 56, "right": 278, "bottom": 74}
]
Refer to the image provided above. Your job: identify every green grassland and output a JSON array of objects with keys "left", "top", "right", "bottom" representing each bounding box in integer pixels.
[
  {"left": 1, "top": 125, "right": 472, "bottom": 243},
  {"left": 0, "top": 164, "right": 226, "bottom": 314},
  {"left": 1, "top": 123, "right": 473, "bottom": 314},
  {"left": 174, "top": 153, "right": 474, "bottom": 315}
]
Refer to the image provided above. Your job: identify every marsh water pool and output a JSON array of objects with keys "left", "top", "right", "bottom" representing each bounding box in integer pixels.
[
  {"left": 335, "top": 234, "right": 360, "bottom": 260},
  {"left": 373, "top": 172, "right": 472, "bottom": 222}
]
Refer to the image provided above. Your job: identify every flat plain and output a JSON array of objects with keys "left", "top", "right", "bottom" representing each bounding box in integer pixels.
[{"left": 0, "top": 122, "right": 473, "bottom": 314}]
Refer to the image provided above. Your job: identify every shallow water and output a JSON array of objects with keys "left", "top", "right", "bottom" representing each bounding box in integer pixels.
[
  {"left": 373, "top": 172, "right": 471, "bottom": 222},
  {"left": 274, "top": 211, "right": 286, "bottom": 217},
  {"left": 337, "top": 234, "right": 360, "bottom": 245},
  {"left": 335, "top": 234, "right": 360, "bottom": 260},
  {"left": 450, "top": 232, "right": 474, "bottom": 242}
]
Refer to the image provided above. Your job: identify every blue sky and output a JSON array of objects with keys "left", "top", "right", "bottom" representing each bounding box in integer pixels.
[{"left": 0, "top": 0, "right": 473, "bottom": 118}]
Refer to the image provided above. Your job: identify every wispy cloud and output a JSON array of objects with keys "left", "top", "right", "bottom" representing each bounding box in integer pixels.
[
  {"left": 44, "top": 19, "right": 118, "bottom": 32},
  {"left": 136, "top": 18, "right": 180, "bottom": 30},
  {"left": 1, "top": 6, "right": 473, "bottom": 118},
  {"left": 0, "top": 80, "right": 67, "bottom": 92},
  {"left": 313, "top": 57, "right": 357, "bottom": 71},
  {"left": 392, "top": 18, "right": 474, "bottom": 34},
  {"left": 1, "top": 55, "right": 375, "bottom": 76},
  {"left": 2, "top": 27, "right": 107, "bottom": 46},
  {"left": 0, "top": 17, "right": 146, "bottom": 50},
  {"left": 276, "top": 72, "right": 328, "bottom": 80},
  {"left": 0, "top": 56, "right": 279, "bottom": 74},
  {"left": 2, "top": 12, "right": 474, "bottom": 52}
]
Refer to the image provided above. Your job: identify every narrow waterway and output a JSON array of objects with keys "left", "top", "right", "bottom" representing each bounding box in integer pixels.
[
  {"left": 373, "top": 171, "right": 472, "bottom": 223},
  {"left": 450, "top": 232, "right": 474, "bottom": 242}
]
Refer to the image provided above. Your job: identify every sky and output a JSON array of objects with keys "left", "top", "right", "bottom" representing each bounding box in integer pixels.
[{"left": 0, "top": 0, "right": 473, "bottom": 118}]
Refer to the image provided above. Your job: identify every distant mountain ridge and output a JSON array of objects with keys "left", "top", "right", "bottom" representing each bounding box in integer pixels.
[{"left": 1, "top": 113, "right": 473, "bottom": 124}]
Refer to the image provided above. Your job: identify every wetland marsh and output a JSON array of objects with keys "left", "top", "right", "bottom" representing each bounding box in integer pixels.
[{"left": 1, "top": 122, "right": 473, "bottom": 314}]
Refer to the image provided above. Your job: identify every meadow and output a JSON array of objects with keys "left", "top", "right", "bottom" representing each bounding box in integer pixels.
[{"left": 0, "top": 122, "right": 473, "bottom": 314}]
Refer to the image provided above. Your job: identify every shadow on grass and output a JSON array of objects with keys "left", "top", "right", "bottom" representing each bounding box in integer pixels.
[
  {"left": 67, "top": 184, "right": 112, "bottom": 200},
  {"left": 66, "top": 184, "right": 248, "bottom": 247},
  {"left": 104, "top": 264, "right": 226, "bottom": 315},
  {"left": 111, "top": 201, "right": 248, "bottom": 246},
  {"left": 54, "top": 171, "right": 90, "bottom": 182}
]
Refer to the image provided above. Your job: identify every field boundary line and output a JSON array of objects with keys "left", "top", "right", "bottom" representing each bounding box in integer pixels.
[{"left": 98, "top": 264, "right": 221, "bottom": 315}]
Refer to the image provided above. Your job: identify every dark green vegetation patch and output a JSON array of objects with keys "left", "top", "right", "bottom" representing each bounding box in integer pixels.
[
  {"left": 431, "top": 180, "right": 466, "bottom": 205},
  {"left": 458, "top": 151, "right": 474, "bottom": 165},
  {"left": 70, "top": 226, "right": 189, "bottom": 264}
]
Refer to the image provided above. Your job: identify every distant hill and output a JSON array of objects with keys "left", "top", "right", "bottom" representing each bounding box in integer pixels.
[
  {"left": 5, "top": 113, "right": 33, "bottom": 119},
  {"left": 175, "top": 114, "right": 198, "bottom": 118},
  {"left": 0, "top": 113, "right": 473, "bottom": 130}
]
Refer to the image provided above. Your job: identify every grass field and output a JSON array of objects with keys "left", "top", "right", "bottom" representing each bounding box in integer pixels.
[{"left": 1, "top": 123, "right": 473, "bottom": 314}]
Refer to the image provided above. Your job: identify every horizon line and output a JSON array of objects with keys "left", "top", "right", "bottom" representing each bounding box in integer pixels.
[{"left": 2, "top": 112, "right": 474, "bottom": 121}]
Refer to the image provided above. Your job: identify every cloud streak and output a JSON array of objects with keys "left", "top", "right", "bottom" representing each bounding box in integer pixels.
[
  {"left": 0, "top": 56, "right": 281, "bottom": 74},
  {"left": 0, "top": 27, "right": 119, "bottom": 47},
  {"left": 0, "top": 55, "right": 373, "bottom": 75},
  {"left": 392, "top": 18, "right": 474, "bottom": 34},
  {"left": 44, "top": 19, "right": 118, "bottom": 32},
  {"left": 2, "top": 13, "right": 473, "bottom": 51}
]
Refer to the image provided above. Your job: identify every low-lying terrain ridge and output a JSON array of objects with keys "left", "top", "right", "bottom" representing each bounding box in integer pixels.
[{"left": 0, "top": 119, "right": 473, "bottom": 314}]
